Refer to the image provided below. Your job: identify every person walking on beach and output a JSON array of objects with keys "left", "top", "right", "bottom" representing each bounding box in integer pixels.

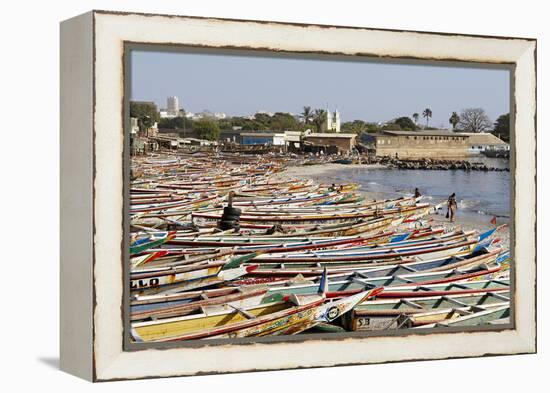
[{"left": 447, "top": 193, "right": 458, "bottom": 222}]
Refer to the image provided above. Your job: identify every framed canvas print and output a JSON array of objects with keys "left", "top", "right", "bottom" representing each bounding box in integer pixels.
[{"left": 60, "top": 10, "right": 537, "bottom": 381}]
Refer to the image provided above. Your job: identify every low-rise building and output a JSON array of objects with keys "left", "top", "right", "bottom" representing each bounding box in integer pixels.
[
  {"left": 219, "top": 130, "right": 242, "bottom": 143},
  {"left": 130, "top": 117, "right": 140, "bottom": 135},
  {"left": 304, "top": 133, "right": 357, "bottom": 153},
  {"left": 189, "top": 110, "right": 227, "bottom": 120},
  {"left": 149, "top": 135, "right": 217, "bottom": 149},
  {"left": 180, "top": 138, "right": 217, "bottom": 147},
  {"left": 240, "top": 132, "right": 285, "bottom": 146},
  {"left": 219, "top": 129, "right": 354, "bottom": 153},
  {"left": 283, "top": 130, "right": 306, "bottom": 152},
  {"left": 461, "top": 132, "right": 509, "bottom": 154},
  {"left": 159, "top": 110, "right": 178, "bottom": 119},
  {"left": 362, "top": 130, "right": 470, "bottom": 158}
]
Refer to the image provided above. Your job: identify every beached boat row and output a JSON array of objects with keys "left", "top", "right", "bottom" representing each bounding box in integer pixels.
[{"left": 128, "top": 152, "right": 511, "bottom": 342}]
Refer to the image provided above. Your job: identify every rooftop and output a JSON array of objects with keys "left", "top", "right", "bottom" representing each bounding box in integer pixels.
[
  {"left": 181, "top": 137, "right": 213, "bottom": 143},
  {"left": 381, "top": 130, "right": 468, "bottom": 137},
  {"left": 240, "top": 132, "right": 279, "bottom": 137},
  {"left": 307, "top": 133, "right": 357, "bottom": 138},
  {"left": 461, "top": 132, "right": 508, "bottom": 145}
]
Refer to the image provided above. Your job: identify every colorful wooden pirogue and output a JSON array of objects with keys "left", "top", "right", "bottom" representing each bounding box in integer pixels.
[
  {"left": 131, "top": 271, "right": 381, "bottom": 342},
  {"left": 128, "top": 152, "right": 511, "bottom": 342}
]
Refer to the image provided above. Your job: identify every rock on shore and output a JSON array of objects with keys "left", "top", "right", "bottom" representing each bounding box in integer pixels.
[{"left": 375, "top": 157, "right": 509, "bottom": 171}]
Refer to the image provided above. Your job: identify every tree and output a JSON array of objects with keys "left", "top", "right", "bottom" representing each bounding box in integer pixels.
[
  {"left": 130, "top": 101, "right": 160, "bottom": 132},
  {"left": 254, "top": 112, "right": 272, "bottom": 126},
  {"left": 381, "top": 123, "right": 402, "bottom": 131},
  {"left": 158, "top": 116, "right": 193, "bottom": 131},
  {"left": 229, "top": 117, "right": 246, "bottom": 128},
  {"left": 241, "top": 121, "right": 262, "bottom": 131},
  {"left": 341, "top": 120, "right": 369, "bottom": 134},
  {"left": 270, "top": 112, "right": 301, "bottom": 131},
  {"left": 422, "top": 108, "right": 432, "bottom": 127},
  {"left": 412, "top": 113, "right": 419, "bottom": 125},
  {"left": 312, "top": 109, "right": 327, "bottom": 132},
  {"left": 302, "top": 106, "right": 313, "bottom": 124},
  {"left": 457, "top": 108, "right": 492, "bottom": 132},
  {"left": 449, "top": 112, "right": 460, "bottom": 131},
  {"left": 193, "top": 119, "right": 220, "bottom": 141},
  {"left": 217, "top": 119, "right": 233, "bottom": 130},
  {"left": 493, "top": 113, "right": 510, "bottom": 142},
  {"left": 365, "top": 123, "right": 382, "bottom": 133},
  {"left": 393, "top": 116, "right": 417, "bottom": 131}
]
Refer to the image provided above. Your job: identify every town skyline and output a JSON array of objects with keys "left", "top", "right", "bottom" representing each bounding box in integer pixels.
[{"left": 131, "top": 50, "right": 510, "bottom": 128}]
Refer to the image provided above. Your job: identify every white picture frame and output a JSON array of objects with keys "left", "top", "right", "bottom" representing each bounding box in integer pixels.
[{"left": 60, "top": 10, "right": 536, "bottom": 381}]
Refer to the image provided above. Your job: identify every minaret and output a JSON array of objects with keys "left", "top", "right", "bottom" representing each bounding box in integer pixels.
[
  {"left": 333, "top": 110, "right": 341, "bottom": 132},
  {"left": 325, "top": 110, "right": 333, "bottom": 132}
]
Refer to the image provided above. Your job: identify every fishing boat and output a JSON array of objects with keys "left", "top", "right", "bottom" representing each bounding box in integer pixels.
[
  {"left": 250, "top": 237, "right": 489, "bottom": 264},
  {"left": 131, "top": 286, "right": 269, "bottom": 321},
  {"left": 344, "top": 289, "right": 510, "bottom": 331},
  {"left": 162, "top": 225, "right": 445, "bottom": 248},
  {"left": 130, "top": 231, "right": 175, "bottom": 255},
  {"left": 130, "top": 252, "right": 261, "bottom": 295},
  {"left": 255, "top": 264, "right": 503, "bottom": 301},
  {"left": 250, "top": 227, "right": 496, "bottom": 258},
  {"left": 371, "top": 278, "right": 510, "bottom": 298},
  {"left": 131, "top": 272, "right": 378, "bottom": 342},
  {"left": 191, "top": 202, "right": 433, "bottom": 226},
  {"left": 415, "top": 305, "right": 510, "bottom": 328},
  {"left": 245, "top": 247, "right": 507, "bottom": 277},
  {"left": 128, "top": 151, "right": 511, "bottom": 340}
]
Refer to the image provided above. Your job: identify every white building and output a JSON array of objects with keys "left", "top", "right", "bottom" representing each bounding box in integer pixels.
[
  {"left": 159, "top": 111, "right": 176, "bottom": 119},
  {"left": 256, "top": 110, "right": 275, "bottom": 117},
  {"left": 129, "top": 117, "right": 158, "bottom": 136},
  {"left": 188, "top": 110, "right": 226, "bottom": 120},
  {"left": 130, "top": 117, "right": 139, "bottom": 135},
  {"left": 273, "top": 133, "right": 286, "bottom": 146},
  {"left": 461, "top": 132, "right": 509, "bottom": 154},
  {"left": 166, "top": 96, "right": 179, "bottom": 116},
  {"left": 321, "top": 109, "right": 341, "bottom": 132}
]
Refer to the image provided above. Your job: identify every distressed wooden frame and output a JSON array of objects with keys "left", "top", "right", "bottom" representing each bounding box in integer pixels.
[{"left": 60, "top": 10, "right": 536, "bottom": 382}]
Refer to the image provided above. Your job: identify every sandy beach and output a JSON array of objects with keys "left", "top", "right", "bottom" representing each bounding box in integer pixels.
[{"left": 277, "top": 163, "right": 510, "bottom": 249}]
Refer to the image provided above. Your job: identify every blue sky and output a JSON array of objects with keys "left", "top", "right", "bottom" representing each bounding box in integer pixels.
[{"left": 131, "top": 50, "right": 510, "bottom": 128}]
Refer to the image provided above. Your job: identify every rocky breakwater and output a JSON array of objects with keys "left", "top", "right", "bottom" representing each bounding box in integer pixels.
[{"left": 376, "top": 157, "right": 509, "bottom": 172}]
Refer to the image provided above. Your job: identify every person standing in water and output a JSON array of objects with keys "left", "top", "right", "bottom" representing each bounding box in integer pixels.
[
  {"left": 414, "top": 188, "right": 421, "bottom": 198},
  {"left": 447, "top": 193, "right": 458, "bottom": 222}
]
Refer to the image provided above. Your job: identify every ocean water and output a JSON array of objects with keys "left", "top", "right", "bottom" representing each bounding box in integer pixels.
[{"left": 330, "top": 158, "right": 510, "bottom": 220}]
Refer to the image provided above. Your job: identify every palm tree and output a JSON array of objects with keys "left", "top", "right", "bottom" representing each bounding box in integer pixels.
[
  {"left": 422, "top": 108, "right": 432, "bottom": 127},
  {"left": 313, "top": 109, "right": 327, "bottom": 132},
  {"left": 412, "top": 113, "right": 419, "bottom": 125},
  {"left": 302, "top": 106, "right": 313, "bottom": 124},
  {"left": 449, "top": 111, "right": 460, "bottom": 130}
]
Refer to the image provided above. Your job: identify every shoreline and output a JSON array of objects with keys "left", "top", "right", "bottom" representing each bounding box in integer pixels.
[
  {"left": 276, "top": 163, "right": 510, "bottom": 249},
  {"left": 277, "top": 163, "right": 385, "bottom": 185}
]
